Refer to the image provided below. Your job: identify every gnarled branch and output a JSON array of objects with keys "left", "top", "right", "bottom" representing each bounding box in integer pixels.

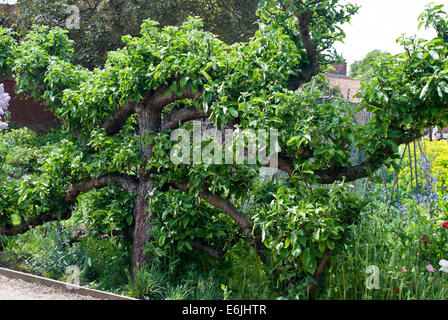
[
  {"left": 267, "top": 128, "right": 423, "bottom": 185},
  {"left": 102, "top": 85, "right": 203, "bottom": 135},
  {"left": 287, "top": 9, "right": 321, "bottom": 90},
  {"left": 314, "top": 130, "right": 424, "bottom": 184},
  {"left": 191, "top": 238, "right": 225, "bottom": 259},
  {"left": 0, "top": 173, "right": 138, "bottom": 236},
  {"left": 102, "top": 100, "right": 137, "bottom": 136},
  {"left": 162, "top": 107, "right": 210, "bottom": 131},
  {"left": 174, "top": 182, "right": 266, "bottom": 263},
  {"left": 0, "top": 209, "right": 73, "bottom": 237},
  {"left": 148, "top": 87, "right": 203, "bottom": 111},
  {"left": 65, "top": 173, "right": 138, "bottom": 202}
]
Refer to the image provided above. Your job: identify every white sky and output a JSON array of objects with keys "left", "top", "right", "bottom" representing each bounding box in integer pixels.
[{"left": 335, "top": 0, "right": 448, "bottom": 69}]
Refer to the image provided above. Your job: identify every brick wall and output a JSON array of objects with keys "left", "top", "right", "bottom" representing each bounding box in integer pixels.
[
  {"left": 329, "top": 62, "right": 347, "bottom": 76},
  {"left": 3, "top": 80, "right": 59, "bottom": 133}
]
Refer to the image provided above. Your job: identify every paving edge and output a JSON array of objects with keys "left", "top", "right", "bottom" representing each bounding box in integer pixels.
[{"left": 0, "top": 267, "right": 137, "bottom": 300}]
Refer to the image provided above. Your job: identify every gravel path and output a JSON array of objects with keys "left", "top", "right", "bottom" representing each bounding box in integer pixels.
[{"left": 0, "top": 274, "right": 101, "bottom": 300}]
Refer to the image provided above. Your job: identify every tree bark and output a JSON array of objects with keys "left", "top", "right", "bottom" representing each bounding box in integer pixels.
[
  {"left": 162, "top": 106, "right": 210, "bottom": 131},
  {"left": 132, "top": 179, "right": 155, "bottom": 270},
  {"left": 307, "top": 250, "right": 332, "bottom": 298},
  {"left": 131, "top": 101, "right": 162, "bottom": 271},
  {"left": 102, "top": 100, "right": 136, "bottom": 136},
  {"left": 191, "top": 238, "right": 225, "bottom": 259}
]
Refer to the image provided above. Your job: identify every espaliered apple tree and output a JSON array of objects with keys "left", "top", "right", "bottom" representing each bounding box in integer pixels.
[{"left": 1, "top": 1, "right": 447, "bottom": 294}]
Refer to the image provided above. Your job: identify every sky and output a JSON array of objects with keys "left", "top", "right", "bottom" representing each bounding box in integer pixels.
[{"left": 334, "top": 0, "right": 448, "bottom": 69}]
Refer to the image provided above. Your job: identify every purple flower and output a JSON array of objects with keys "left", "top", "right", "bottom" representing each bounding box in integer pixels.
[
  {"left": 0, "top": 84, "right": 10, "bottom": 110},
  {"left": 427, "top": 264, "right": 434, "bottom": 273},
  {"left": 0, "top": 83, "right": 10, "bottom": 131}
]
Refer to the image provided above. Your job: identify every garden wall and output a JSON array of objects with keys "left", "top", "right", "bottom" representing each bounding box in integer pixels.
[{"left": 3, "top": 79, "right": 59, "bottom": 133}]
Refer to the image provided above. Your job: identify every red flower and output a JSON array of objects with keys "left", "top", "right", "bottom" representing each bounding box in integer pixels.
[
  {"left": 323, "top": 214, "right": 327, "bottom": 218},
  {"left": 394, "top": 288, "right": 399, "bottom": 293},
  {"left": 442, "top": 222, "right": 448, "bottom": 229},
  {"left": 422, "top": 237, "right": 430, "bottom": 244}
]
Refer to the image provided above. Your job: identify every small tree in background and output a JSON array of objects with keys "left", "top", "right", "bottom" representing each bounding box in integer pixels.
[{"left": 349, "top": 50, "right": 390, "bottom": 79}]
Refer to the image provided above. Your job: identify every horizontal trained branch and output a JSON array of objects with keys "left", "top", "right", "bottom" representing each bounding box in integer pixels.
[
  {"left": 102, "top": 100, "right": 137, "bottom": 136},
  {"left": 315, "top": 130, "right": 423, "bottom": 184},
  {"left": 65, "top": 173, "right": 139, "bottom": 202},
  {"left": 0, "top": 209, "right": 73, "bottom": 237},
  {"left": 162, "top": 107, "right": 210, "bottom": 131},
  {"left": 147, "top": 87, "right": 203, "bottom": 111},
  {"left": 0, "top": 173, "right": 138, "bottom": 236}
]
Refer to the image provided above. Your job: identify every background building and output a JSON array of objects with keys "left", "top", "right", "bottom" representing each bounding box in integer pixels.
[{"left": 2, "top": 79, "right": 58, "bottom": 133}]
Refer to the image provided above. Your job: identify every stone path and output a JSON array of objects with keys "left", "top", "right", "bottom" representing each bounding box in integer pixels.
[{"left": 0, "top": 274, "right": 100, "bottom": 300}]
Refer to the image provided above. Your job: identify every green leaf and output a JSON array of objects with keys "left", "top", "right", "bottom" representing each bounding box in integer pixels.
[
  {"left": 201, "top": 70, "right": 213, "bottom": 83},
  {"left": 159, "top": 234, "right": 166, "bottom": 247},
  {"left": 420, "top": 77, "right": 433, "bottom": 99},
  {"left": 313, "top": 229, "right": 320, "bottom": 242},
  {"left": 301, "top": 247, "right": 311, "bottom": 267},
  {"left": 287, "top": 136, "right": 299, "bottom": 146},
  {"left": 285, "top": 237, "right": 291, "bottom": 249},
  {"left": 292, "top": 247, "right": 302, "bottom": 257},
  {"left": 308, "top": 256, "right": 317, "bottom": 274},
  {"left": 228, "top": 107, "right": 238, "bottom": 118},
  {"left": 318, "top": 241, "right": 326, "bottom": 253}
]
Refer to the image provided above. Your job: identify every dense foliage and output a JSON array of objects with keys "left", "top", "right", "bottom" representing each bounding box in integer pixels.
[{"left": 1, "top": 0, "right": 260, "bottom": 68}]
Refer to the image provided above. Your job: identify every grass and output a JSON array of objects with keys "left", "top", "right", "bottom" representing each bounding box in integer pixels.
[{"left": 318, "top": 196, "right": 448, "bottom": 300}]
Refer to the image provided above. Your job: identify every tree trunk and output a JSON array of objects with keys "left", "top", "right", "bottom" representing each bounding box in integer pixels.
[
  {"left": 132, "top": 179, "right": 154, "bottom": 270},
  {"left": 131, "top": 103, "right": 162, "bottom": 272}
]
